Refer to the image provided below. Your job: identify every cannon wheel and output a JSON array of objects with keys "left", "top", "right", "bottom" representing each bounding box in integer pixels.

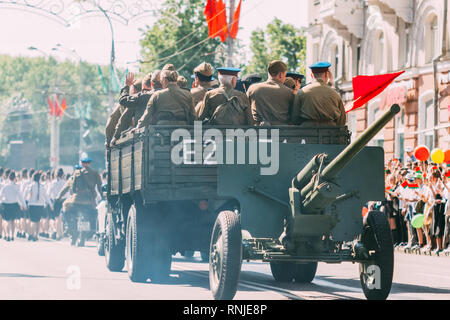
[
  {"left": 359, "top": 211, "right": 394, "bottom": 300},
  {"left": 105, "top": 212, "right": 125, "bottom": 272},
  {"left": 126, "top": 204, "right": 152, "bottom": 283},
  {"left": 209, "top": 211, "right": 242, "bottom": 300}
]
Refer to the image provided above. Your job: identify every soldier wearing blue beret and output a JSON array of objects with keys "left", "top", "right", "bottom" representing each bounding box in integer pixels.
[{"left": 291, "top": 62, "right": 346, "bottom": 127}]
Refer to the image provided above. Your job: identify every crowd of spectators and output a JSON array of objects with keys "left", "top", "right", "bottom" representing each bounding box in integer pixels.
[{"left": 376, "top": 150, "right": 450, "bottom": 255}]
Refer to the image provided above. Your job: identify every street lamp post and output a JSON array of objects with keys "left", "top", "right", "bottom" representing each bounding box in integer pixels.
[
  {"left": 52, "top": 44, "right": 86, "bottom": 160},
  {"left": 28, "top": 46, "right": 60, "bottom": 169}
]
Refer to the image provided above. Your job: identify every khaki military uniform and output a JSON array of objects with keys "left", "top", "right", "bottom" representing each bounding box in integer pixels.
[
  {"left": 137, "top": 83, "right": 196, "bottom": 127},
  {"left": 292, "top": 79, "right": 346, "bottom": 127},
  {"left": 247, "top": 79, "right": 294, "bottom": 125},
  {"left": 105, "top": 104, "right": 124, "bottom": 145},
  {"left": 60, "top": 166, "right": 102, "bottom": 210},
  {"left": 191, "top": 85, "right": 212, "bottom": 108},
  {"left": 113, "top": 88, "right": 153, "bottom": 140},
  {"left": 197, "top": 84, "right": 255, "bottom": 125}
]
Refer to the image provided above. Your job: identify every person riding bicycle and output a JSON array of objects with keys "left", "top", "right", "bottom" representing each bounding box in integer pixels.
[{"left": 57, "top": 157, "right": 102, "bottom": 246}]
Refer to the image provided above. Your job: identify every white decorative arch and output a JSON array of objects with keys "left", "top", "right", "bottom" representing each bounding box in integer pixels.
[
  {"left": 411, "top": 0, "right": 443, "bottom": 67},
  {"left": 320, "top": 30, "right": 340, "bottom": 76},
  {"left": 360, "top": 6, "right": 393, "bottom": 74}
]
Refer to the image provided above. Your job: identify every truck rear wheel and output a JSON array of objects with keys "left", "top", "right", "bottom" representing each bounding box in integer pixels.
[
  {"left": 105, "top": 213, "right": 125, "bottom": 272},
  {"left": 147, "top": 209, "right": 172, "bottom": 283},
  {"left": 269, "top": 262, "right": 295, "bottom": 282},
  {"left": 126, "top": 204, "right": 152, "bottom": 283},
  {"left": 209, "top": 211, "right": 242, "bottom": 300},
  {"left": 294, "top": 262, "right": 317, "bottom": 283},
  {"left": 359, "top": 211, "right": 394, "bottom": 300}
]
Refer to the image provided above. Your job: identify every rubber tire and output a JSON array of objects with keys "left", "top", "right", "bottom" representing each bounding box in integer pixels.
[
  {"left": 97, "top": 236, "right": 105, "bottom": 256},
  {"left": 105, "top": 213, "right": 125, "bottom": 272},
  {"left": 269, "top": 262, "right": 295, "bottom": 282},
  {"left": 294, "top": 262, "right": 318, "bottom": 283},
  {"left": 209, "top": 211, "right": 242, "bottom": 300},
  {"left": 147, "top": 210, "right": 172, "bottom": 283},
  {"left": 126, "top": 204, "right": 153, "bottom": 282},
  {"left": 359, "top": 211, "right": 394, "bottom": 300}
]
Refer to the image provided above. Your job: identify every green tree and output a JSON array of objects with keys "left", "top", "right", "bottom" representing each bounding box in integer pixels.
[
  {"left": 0, "top": 55, "right": 111, "bottom": 170},
  {"left": 139, "top": 0, "right": 223, "bottom": 80},
  {"left": 245, "top": 18, "right": 306, "bottom": 79}
]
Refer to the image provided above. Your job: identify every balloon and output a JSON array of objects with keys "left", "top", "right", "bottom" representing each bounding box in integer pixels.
[
  {"left": 445, "top": 149, "right": 450, "bottom": 163},
  {"left": 414, "top": 146, "right": 430, "bottom": 161},
  {"left": 411, "top": 214, "right": 424, "bottom": 229},
  {"left": 431, "top": 148, "right": 445, "bottom": 164}
]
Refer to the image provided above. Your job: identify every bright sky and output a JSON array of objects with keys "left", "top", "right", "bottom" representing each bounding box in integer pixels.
[{"left": 0, "top": 0, "right": 308, "bottom": 70}]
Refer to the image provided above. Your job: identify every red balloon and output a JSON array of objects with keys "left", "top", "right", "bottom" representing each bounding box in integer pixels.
[
  {"left": 414, "top": 146, "right": 430, "bottom": 161},
  {"left": 445, "top": 150, "right": 450, "bottom": 164}
]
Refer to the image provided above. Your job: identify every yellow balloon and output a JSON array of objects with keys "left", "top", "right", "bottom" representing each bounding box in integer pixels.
[{"left": 431, "top": 148, "right": 445, "bottom": 164}]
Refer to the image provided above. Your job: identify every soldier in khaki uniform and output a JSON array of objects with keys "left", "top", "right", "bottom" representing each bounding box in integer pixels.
[
  {"left": 197, "top": 67, "right": 254, "bottom": 125},
  {"left": 110, "top": 73, "right": 153, "bottom": 145},
  {"left": 105, "top": 104, "right": 124, "bottom": 146},
  {"left": 247, "top": 60, "right": 295, "bottom": 126},
  {"left": 191, "top": 62, "right": 214, "bottom": 109},
  {"left": 57, "top": 158, "right": 102, "bottom": 246},
  {"left": 291, "top": 62, "right": 346, "bottom": 127},
  {"left": 137, "top": 69, "right": 196, "bottom": 127}
]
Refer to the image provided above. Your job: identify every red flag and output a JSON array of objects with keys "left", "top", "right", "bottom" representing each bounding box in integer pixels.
[
  {"left": 229, "top": 0, "right": 242, "bottom": 39},
  {"left": 346, "top": 71, "right": 405, "bottom": 113},
  {"left": 47, "top": 97, "right": 55, "bottom": 116},
  {"left": 54, "top": 95, "right": 63, "bottom": 117},
  {"left": 204, "top": 0, "right": 218, "bottom": 39},
  {"left": 61, "top": 97, "right": 67, "bottom": 112},
  {"left": 216, "top": 0, "right": 228, "bottom": 43}
]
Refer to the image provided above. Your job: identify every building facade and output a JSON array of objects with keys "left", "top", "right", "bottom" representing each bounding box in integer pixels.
[{"left": 306, "top": 0, "right": 449, "bottom": 162}]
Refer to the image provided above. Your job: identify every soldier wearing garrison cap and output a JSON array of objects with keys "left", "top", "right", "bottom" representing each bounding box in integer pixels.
[
  {"left": 242, "top": 73, "right": 262, "bottom": 92},
  {"left": 286, "top": 72, "right": 305, "bottom": 90},
  {"left": 110, "top": 72, "right": 154, "bottom": 145},
  {"left": 292, "top": 62, "right": 346, "bottom": 127},
  {"left": 247, "top": 60, "right": 294, "bottom": 126},
  {"left": 197, "top": 67, "right": 254, "bottom": 125},
  {"left": 137, "top": 69, "right": 196, "bottom": 127},
  {"left": 191, "top": 62, "right": 214, "bottom": 107}
]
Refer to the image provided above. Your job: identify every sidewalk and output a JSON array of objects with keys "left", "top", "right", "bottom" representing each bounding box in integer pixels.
[{"left": 395, "top": 244, "right": 450, "bottom": 258}]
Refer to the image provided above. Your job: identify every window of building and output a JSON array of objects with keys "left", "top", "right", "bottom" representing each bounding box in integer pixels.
[
  {"left": 374, "top": 31, "right": 385, "bottom": 74},
  {"left": 418, "top": 99, "right": 435, "bottom": 150},
  {"left": 348, "top": 113, "right": 357, "bottom": 142},
  {"left": 368, "top": 102, "right": 384, "bottom": 148},
  {"left": 313, "top": 43, "right": 320, "bottom": 63},
  {"left": 334, "top": 45, "right": 339, "bottom": 77},
  {"left": 425, "top": 15, "right": 438, "bottom": 64}
]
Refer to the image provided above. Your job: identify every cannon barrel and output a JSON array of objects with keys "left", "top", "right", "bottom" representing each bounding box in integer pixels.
[{"left": 300, "top": 104, "right": 401, "bottom": 198}]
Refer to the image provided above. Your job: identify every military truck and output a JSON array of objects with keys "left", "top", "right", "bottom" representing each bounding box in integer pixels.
[{"left": 104, "top": 104, "right": 399, "bottom": 300}]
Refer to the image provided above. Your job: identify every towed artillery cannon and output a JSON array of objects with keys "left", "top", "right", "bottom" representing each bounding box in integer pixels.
[{"left": 210, "top": 104, "right": 400, "bottom": 300}]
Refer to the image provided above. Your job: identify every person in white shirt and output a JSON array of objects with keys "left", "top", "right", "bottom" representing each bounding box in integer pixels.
[
  {"left": 25, "top": 172, "right": 53, "bottom": 241},
  {"left": 400, "top": 176, "right": 419, "bottom": 248},
  {"left": 48, "top": 169, "right": 66, "bottom": 240},
  {"left": 0, "top": 171, "right": 26, "bottom": 241}
]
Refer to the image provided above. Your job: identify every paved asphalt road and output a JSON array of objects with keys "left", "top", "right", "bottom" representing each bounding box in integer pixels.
[{"left": 1, "top": 237, "right": 449, "bottom": 300}]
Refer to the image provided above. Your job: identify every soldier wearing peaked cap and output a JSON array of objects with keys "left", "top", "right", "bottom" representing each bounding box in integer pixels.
[
  {"left": 291, "top": 62, "right": 346, "bottom": 127},
  {"left": 241, "top": 73, "right": 262, "bottom": 92},
  {"left": 197, "top": 67, "right": 254, "bottom": 125},
  {"left": 286, "top": 72, "right": 305, "bottom": 90},
  {"left": 191, "top": 62, "right": 215, "bottom": 107}
]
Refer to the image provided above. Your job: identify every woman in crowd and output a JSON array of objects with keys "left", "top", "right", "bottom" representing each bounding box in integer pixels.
[
  {"left": 0, "top": 171, "right": 26, "bottom": 241},
  {"left": 429, "top": 170, "right": 446, "bottom": 254},
  {"left": 48, "top": 168, "right": 66, "bottom": 240},
  {"left": 25, "top": 172, "right": 52, "bottom": 241}
]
